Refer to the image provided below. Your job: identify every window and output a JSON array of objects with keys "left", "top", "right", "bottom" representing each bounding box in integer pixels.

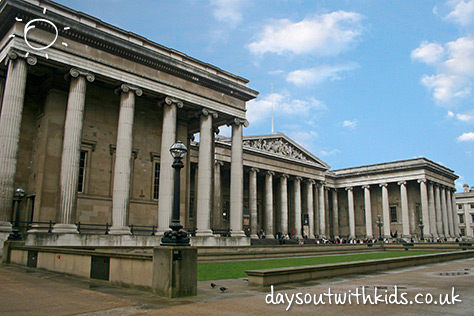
[
  {"left": 189, "top": 196, "right": 195, "bottom": 219},
  {"left": 471, "top": 204, "right": 474, "bottom": 209},
  {"left": 78, "top": 150, "right": 87, "bottom": 193},
  {"left": 153, "top": 162, "right": 160, "bottom": 200},
  {"left": 460, "top": 228, "right": 465, "bottom": 236},
  {"left": 222, "top": 201, "right": 230, "bottom": 221},
  {"left": 390, "top": 206, "right": 397, "bottom": 223},
  {"left": 459, "top": 214, "right": 464, "bottom": 224},
  {"left": 458, "top": 204, "right": 463, "bottom": 210},
  {"left": 472, "top": 214, "right": 474, "bottom": 223}
]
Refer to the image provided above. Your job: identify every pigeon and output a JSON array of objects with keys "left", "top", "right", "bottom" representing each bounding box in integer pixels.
[
  {"left": 220, "top": 287, "right": 227, "bottom": 293},
  {"left": 211, "top": 283, "right": 216, "bottom": 288}
]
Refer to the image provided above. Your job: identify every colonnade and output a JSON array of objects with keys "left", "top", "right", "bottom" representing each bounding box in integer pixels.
[{"left": 0, "top": 50, "right": 247, "bottom": 237}]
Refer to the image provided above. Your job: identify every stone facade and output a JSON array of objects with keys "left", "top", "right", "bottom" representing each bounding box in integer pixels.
[
  {"left": 0, "top": 0, "right": 460, "bottom": 249},
  {"left": 456, "top": 184, "right": 474, "bottom": 239}
]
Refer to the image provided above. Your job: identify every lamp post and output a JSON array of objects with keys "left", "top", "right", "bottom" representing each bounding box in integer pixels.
[
  {"left": 376, "top": 214, "right": 384, "bottom": 241},
  {"left": 8, "top": 187, "right": 26, "bottom": 241},
  {"left": 161, "top": 141, "right": 190, "bottom": 246},
  {"left": 418, "top": 218, "right": 425, "bottom": 241}
]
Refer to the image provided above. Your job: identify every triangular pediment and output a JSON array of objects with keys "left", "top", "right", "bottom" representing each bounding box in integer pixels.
[{"left": 240, "top": 133, "right": 330, "bottom": 169}]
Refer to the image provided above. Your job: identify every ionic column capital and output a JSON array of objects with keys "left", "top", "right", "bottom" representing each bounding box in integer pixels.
[
  {"left": 250, "top": 167, "right": 260, "bottom": 173},
  {"left": 6, "top": 49, "right": 37, "bottom": 66},
  {"left": 265, "top": 170, "right": 275, "bottom": 176},
  {"left": 306, "top": 179, "right": 315, "bottom": 185},
  {"left": 115, "top": 83, "right": 142, "bottom": 96},
  {"left": 197, "top": 108, "right": 218, "bottom": 119},
  {"left": 397, "top": 181, "right": 407, "bottom": 186},
  {"left": 280, "top": 173, "right": 289, "bottom": 179},
  {"left": 226, "top": 117, "right": 249, "bottom": 128},
  {"left": 379, "top": 183, "right": 388, "bottom": 188},
  {"left": 66, "top": 68, "right": 95, "bottom": 83},
  {"left": 161, "top": 96, "right": 184, "bottom": 108},
  {"left": 345, "top": 187, "right": 353, "bottom": 191},
  {"left": 325, "top": 186, "right": 331, "bottom": 191},
  {"left": 417, "top": 178, "right": 427, "bottom": 184},
  {"left": 214, "top": 160, "right": 224, "bottom": 166},
  {"left": 294, "top": 176, "right": 302, "bottom": 181},
  {"left": 362, "top": 184, "right": 370, "bottom": 190}
]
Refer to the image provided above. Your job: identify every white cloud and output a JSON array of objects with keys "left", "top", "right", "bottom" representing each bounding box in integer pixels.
[
  {"left": 319, "top": 148, "right": 341, "bottom": 156},
  {"left": 286, "top": 130, "right": 320, "bottom": 153},
  {"left": 458, "top": 131, "right": 474, "bottom": 141},
  {"left": 268, "top": 70, "right": 285, "bottom": 75},
  {"left": 286, "top": 63, "right": 359, "bottom": 86},
  {"left": 210, "top": 0, "right": 248, "bottom": 27},
  {"left": 456, "top": 111, "right": 474, "bottom": 121},
  {"left": 445, "top": 0, "right": 474, "bottom": 27},
  {"left": 342, "top": 119, "right": 358, "bottom": 129},
  {"left": 413, "top": 37, "right": 474, "bottom": 104},
  {"left": 411, "top": 41, "right": 445, "bottom": 65},
  {"left": 448, "top": 110, "right": 455, "bottom": 117},
  {"left": 248, "top": 11, "right": 364, "bottom": 56},
  {"left": 217, "top": 125, "right": 231, "bottom": 137},
  {"left": 245, "top": 93, "right": 326, "bottom": 125}
]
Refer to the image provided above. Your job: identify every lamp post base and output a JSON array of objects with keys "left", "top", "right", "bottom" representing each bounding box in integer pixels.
[{"left": 161, "top": 229, "right": 190, "bottom": 246}]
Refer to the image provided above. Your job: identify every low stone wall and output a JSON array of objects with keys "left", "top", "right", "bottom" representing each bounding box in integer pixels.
[{"left": 245, "top": 250, "right": 474, "bottom": 286}]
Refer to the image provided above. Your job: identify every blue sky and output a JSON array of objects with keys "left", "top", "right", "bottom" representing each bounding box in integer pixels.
[{"left": 55, "top": 0, "right": 474, "bottom": 190}]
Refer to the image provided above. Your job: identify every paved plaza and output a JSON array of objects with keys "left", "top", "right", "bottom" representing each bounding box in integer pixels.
[{"left": 1, "top": 258, "right": 473, "bottom": 315}]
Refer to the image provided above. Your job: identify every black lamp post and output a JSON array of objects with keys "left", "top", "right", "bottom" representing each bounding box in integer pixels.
[
  {"left": 161, "top": 141, "right": 190, "bottom": 246},
  {"left": 8, "top": 187, "right": 26, "bottom": 241},
  {"left": 419, "top": 218, "right": 425, "bottom": 241},
  {"left": 376, "top": 214, "right": 384, "bottom": 241}
]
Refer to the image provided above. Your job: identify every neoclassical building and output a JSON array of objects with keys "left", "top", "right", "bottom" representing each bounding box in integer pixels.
[
  {"left": 0, "top": 0, "right": 459, "bottom": 250},
  {"left": 456, "top": 184, "right": 474, "bottom": 239}
]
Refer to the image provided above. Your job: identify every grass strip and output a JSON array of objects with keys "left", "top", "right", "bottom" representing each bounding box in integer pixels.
[{"left": 198, "top": 251, "right": 440, "bottom": 281}]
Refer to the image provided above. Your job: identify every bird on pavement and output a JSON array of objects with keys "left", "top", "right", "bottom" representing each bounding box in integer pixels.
[
  {"left": 211, "top": 283, "right": 216, "bottom": 288},
  {"left": 220, "top": 287, "right": 227, "bottom": 293}
]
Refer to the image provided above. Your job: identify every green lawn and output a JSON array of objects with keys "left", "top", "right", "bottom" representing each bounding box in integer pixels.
[{"left": 198, "top": 251, "right": 439, "bottom": 281}]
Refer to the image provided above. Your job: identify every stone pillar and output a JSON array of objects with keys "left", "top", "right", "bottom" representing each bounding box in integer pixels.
[
  {"left": 464, "top": 201, "right": 473, "bottom": 237},
  {"left": 362, "top": 185, "right": 373, "bottom": 238},
  {"left": 213, "top": 160, "right": 223, "bottom": 230},
  {"left": 228, "top": 118, "right": 248, "bottom": 237},
  {"left": 451, "top": 189, "right": 460, "bottom": 237},
  {"left": 331, "top": 189, "right": 339, "bottom": 238},
  {"left": 279, "top": 174, "right": 289, "bottom": 234},
  {"left": 265, "top": 171, "right": 275, "bottom": 239},
  {"left": 293, "top": 177, "right": 302, "bottom": 238},
  {"left": 346, "top": 187, "right": 355, "bottom": 238},
  {"left": 380, "top": 183, "right": 390, "bottom": 238},
  {"left": 249, "top": 167, "right": 259, "bottom": 239},
  {"left": 324, "top": 187, "right": 330, "bottom": 236},
  {"left": 195, "top": 109, "right": 218, "bottom": 237},
  {"left": 157, "top": 97, "right": 183, "bottom": 233},
  {"left": 305, "top": 180, "right": 315, "bottom": 239},
  {"left": 441, "top": 186, "right": 449, "bottom": 237},
  {"left": 446, "top": 188, "right": 454, "bottom": 238},
  {"left": 318, "top": 182, "right": 326, "bottom": 237},
  {"left": 398, "top": 181, "right": 410, "bottom": 238},
  {"left": 0, "top": 51, "right": 36, "bottom": 233},
  {"left": 53, "top": 68, "right": 94, "bottom": 233},
  {"left": 418, "top": 179, "right": 431, "bottom": 237},
  {"left": 109, "top": 84, "right": 141, "bottom": 235},
  {"left": 434, "top": 184, "right": 443, "bottom": 237},
  {"left": 428, "top": 182, "right": 438, "bottom": 238}
]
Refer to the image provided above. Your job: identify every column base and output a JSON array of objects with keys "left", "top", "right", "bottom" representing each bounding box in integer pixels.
[
  {"left": 230, "top": 230, "right": 246, "bottom": 237},
  {"left": 108, "top": 226, "right": 132, "bottom": 235},
  {"left": 365, "top": 235, "right": 373, "bottom": 239},
  {"left": 195, "top": 229, "right": 213, "bottom": 237},
  {"left": 250, "top": 234, "right": 259, "bottom": 239},
  {"left": 52, "top": 224, "right": 79, "bottom": 234},
  {"left": 265, "top": 234, "right": 275, "bottom": 239},
  {"left": 0, "top": 222, "right": 12, "bottom": 233},
  {"left": 294, "top": 234, "right": 302, "bottom": 239}
]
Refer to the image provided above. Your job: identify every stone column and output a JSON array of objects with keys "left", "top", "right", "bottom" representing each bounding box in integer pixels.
[
  {"left": 279, "top": 174, "right": 289, "bottom": 235},
  {"left": 109, "top": 84, "right": 141, "bottom": 235},
  {"left": 293, "top": 177, "right": 302, "bottom": 238},
  {"left": 451, "top": 189, "right": 460, "bottom": 237},
  {"left": 319, "top": 182, "right": 326, "bottom": 237},
  {"left": 157, "top": 97, "right": 183, "bottom": 233},
  {"left": 213, "top": 160, "right": 223, "bottom": 230},
  {"left": 196, "top": 109, "right": 218, "bottom": 237},
  {"left": 325, "top": 187, "right": 330, "bottom": 236},
  {"left": 305, "top": 180, "right": 315, "bottom": 239},
  {"left": 346, "top": 187, "right": 355, "bottom": 238},
  {"left": 249, "top": 167, "right": 259, "bottom": 239},
  {"left": 398, "top": 181, "right": 410, "bottom": 238},
  {"left": 265, "top": 171, "right": 275, "bottom": 239},
  {"left": 53, "top": 68, "right": 94, "bottom": 233},
  {"left": 441, "top": 186, "right": 449, "bottom": 237},
  {"left": 446, "top": 188, "right": 454, "bottom": 238},
  {"left": 464, "top": 202, "right": 473, "bottom": 237},
  {"left": 380, "top": 183, "right": 391, "bottom": 238},
  {"left": 428, "top": 182, "right": 438, "bottom": 238},
  {"left": 434, "top": 184, "right": 443, "bottom": 237},
  {"left": 0, "top": 51, "right": 36, "bottom": 232},
  {"left": 228, "top": 118, "right": 248, "bottom": 237},
  {"left": 418, "top": 179, "right": 431, "bottom": 237},
  {"left": 362, "top": 185, "right": 373, "bottom": 238},
  {"left": 331, "top": 189, "right": 339, "bottom": 238}
]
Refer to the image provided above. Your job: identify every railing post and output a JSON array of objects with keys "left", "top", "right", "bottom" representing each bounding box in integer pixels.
[
  {"left": 105, "top": 223, "right": 109, "bottom": 235},
  {"left": 77, "top": 221, "right": 81, "bottom": 234},
  {"left": 151, "top": 225, "right": 155, "bottom": 236},
  {"left": 48, "top": 220, "right": 53, "bottom": 233},
  {"left": 130, "top": 224, "right": 134, "bottom": 235}
]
